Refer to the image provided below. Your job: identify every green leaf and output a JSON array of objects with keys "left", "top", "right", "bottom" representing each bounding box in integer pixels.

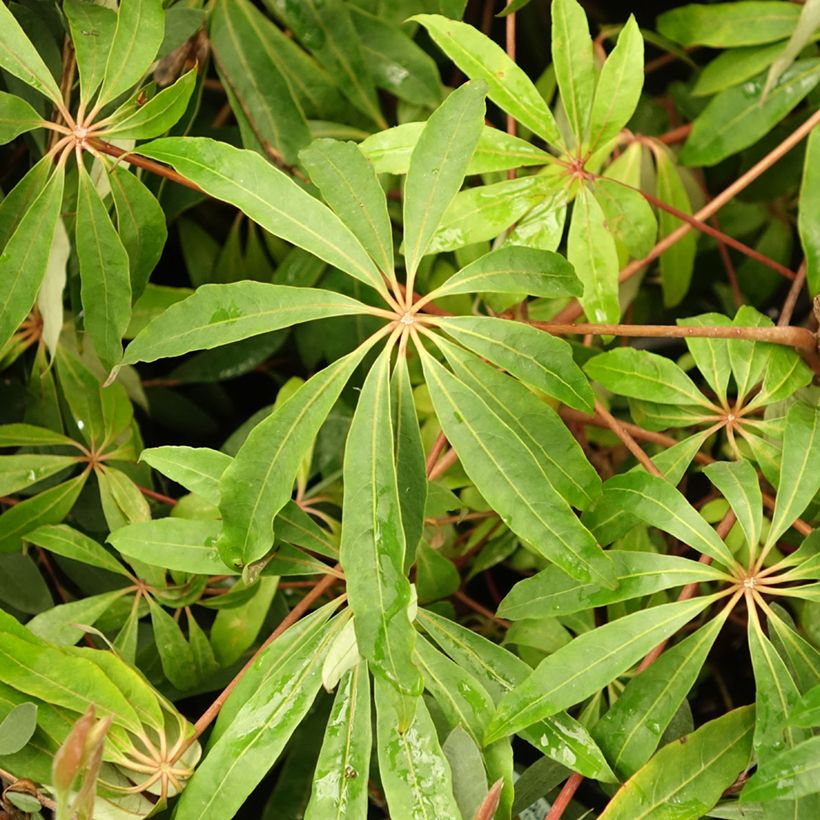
[
  {"left": 413, "top": 14, "right": 562, "bottom": 146},
  {"left": 392, "top": 357, "right": 426, "bottom": 568},
  {"left": 800, "top": 125, "right": 820, "bottom": 295},
  {"left": 63, "top": 0, "right": 116, "bottom": 103},
  {"left": 0, "top": 454, "right": 78, "bottom": 497},
  {"left": 140, "top": 445, "right": 230, "bottom": 506},
  {"left": 403, "top": 80, "right": 486, "bottom": 283},
  {"left": 594, "top": 177, "right": 657, "bottom": 261},
  {"left": 139, "top": 138, "right": 388, "bottom": 295},
  {"left": 425, "top": 246, "right": 582, "bottom": 302},
  {"left": 790, "top": 684, "right": 820, "bottom": 728},
  {"left": 763, "top": 0, "right": 820, "bottom": 98},
  {"left": 681, "top": 59, "right": 820, "bottom": 167},
  {"left": 0, "top": 474, "right": 87, "bottom": 554},
  {"left": 102, "top": 69, "right": 196, "bottom": 140},
  {"left": 0, "top": 2, "right": 62, "bottom": 104},
  {"left": 304, "top": 663, "right": 371, "bottom": 820},
  {"left": 600, "top": 706, "right": 755, "bottom": 819},
  {"left": 174, "top": 613, "right": 341, "bottom": 820},
  {"left": 218, "top": 343, "right": 373, "bottom": 569},
  {"left": 485, "top": 595, "right": 715, "bottom": 743},
  {"left": 765, "top": 403, "right": 820, "bottom": 550},
  {"left": 442, "top": 727, "right": 491, "bottom": 820},
  {"left": 742, "top": 735, "right": 820, "bottom": 802},
  {"left": 0, "top": 554, "right": 52, "bottom": 614},
  {"left": 26, "top": 589, "right": 126, "bottom": 646},
  {"left": 728, "top": 306, "right": 772, "bottom": 403},
  {"left": 0, "top": 702, "right": 37, "bottom": 755},
  {"left": 655, "top": 147, "right": 697, "bottom": 306},
  {"left": 360, "top": 122, "right": 552, "bottom": 176},
  {"left": 552, "top": 0, "right": 595, "bottom": 144},
  {"left": 121, "top": 282, "right": 371, "bottom": 366},
  {"left": 498, "top": 551, "right": 726, "bottom": 620},
  {"left": 76, "top": 163, "right": 131, "bottom": 371},
  {"left": 593, "top": 613, "right": 728, "bottom": 778},
  {"left": 374, "top": 680, "right": 462, "bottom": 819},
  {"left": 300, "top": 139, "right": 394, "bottom": 280},
  {"left": 568, "top": 184, "right": 620, "bottom": 324},
  {"left": 97, "top": 0, "right": 165, "bottom": 106},
  {"left": 0, "top": 91, "right": 42, "bottom": 145},
  {"left": 108, "top": 166, "right": 167, "bottom": 300},
  {"left": 0, "top": 165, "right": 65, "bottom": 354},
  {"left": 677, "top": 313, "right": 732, "bottom": 402},
  {"left": 0, "top": 423, "right": 76, "bottom": 449},
  {"left": 585, "top": 347, "right": 711, "bottom": 408},
  {"left": 420, "top": 342, "right": 611, "bottom": 585},
  {"left": 694, "top": 42, "right": 794, "bottom": 97},
  {"left": 147, "top": 597, "right": 197, "bottom": 691},
  {"left": 588, "top": 16, "right": 644, "bottom": 152},
  {"left": 54, "top": 349, "right": 105, "bottom": 448},
  {"left": 25, "top": 524, "right": 130, "bottom": 577},
  {"left": 415, "top": 541, "right": 460, "bottom": 603},
  {"left": 601, "top": 472, "right": 736, "bottom": 566},
  {"left": 704, "top": 460, "right": 763, "bottom": 552},
  {"left": 755, "top": 345, "right": 812, "bottom": 406},
  {"left": 209, "top": 0, "right": 310, "bottom": 166},
  {"left": 341, "top": 345, "right": 421, "bottom": 696},
  {"left": 436, "top": 315, "right": 594, "bottom": 412}
]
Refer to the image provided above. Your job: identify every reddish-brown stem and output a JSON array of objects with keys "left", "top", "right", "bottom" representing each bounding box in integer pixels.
[
  {"left": 137, "top": 486, "right": 178, "bottom": 506},
  {"left": 657, "top": 123, "right": 692, "bottom": 145},
  {"left": 711, "top": 213, "right": 743, "bottom": 307},
  {"left": 594, "top": 400, "right": 662, "bottom": 476},
  {"left": 545, "top": 773, "right": 584, "bottom": 820},
  {"left": 453, "top": 589, "right": 510, "bottom": 628},
  {"left": 779, "top": 260, "right": 807, "bottom": 326},
  {"left": 505, "top": 0, "right": 517, "bottom": 179},
  {"left": 428, "top": 447, "right": 459, "bottom": 481},
  {"left": 426, "top": 431, "right": 448, "bottom": 478}
]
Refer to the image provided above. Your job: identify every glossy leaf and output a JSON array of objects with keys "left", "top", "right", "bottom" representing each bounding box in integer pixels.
[
  {"left": 0, "top": 91, "right": 42, "bottom": 145},
  {"left": 138, "top": 138, "right": 386, "bottom": 293},
  {"left": 800, "top": 124, "right": 820, "bottom": 295},
  {"left": 121, "top": 282, "right": 370, "bottom": 366},
  {"left": 25, "top": 524, "right": 130, "bottom": 577},
  {"left": 413, "top": 14, "right": 562, "bottom": 146},
  {"left": 677, "top": 313, "right": 732, "bottom": 401},
  {"left": 76, "top": 163, "right": 131, "bottom": 371},
  {"left": 26, "top": 589, "right": 127, "bottom": 646},
  {"left": 301, "top": 139, "right": 394, "bottom": 280},
  {"left": 704, "top": 460, "right": 763, "bottom": 552},
  {"left": 694, "top": 41, "right": 791, "bottom": 97},
  {"left": 139, "top": 445, "right": 230, "bottom": 506},
  {"left": 594, "top": 177, "right": 657, "bottom": 261},
  {"left": 485, "top": 595, "right": 715, "bottom": 743},
  {"left": 421, "top": 342, "right": 612, "bottom": 585},
  {"left": 403, "top": 80, "right": 486, "bottom": 282},
  {"left": 0, "top": 166, "right": 65, "bottom": 354},
  {"left": 436, "top": 315, "right": 594, "bottom": 412},
  {"left": 763, "top": 0, "right": 820, "bottom": 98},
  {"left": 728, "top": 306, "right": 773, "bottom": 403},
  {"left": 63, "top": 0, "right": 116, "bottom": 103},
  {"left": 97, "top": 0, "right": 164, "bottom": 106},
  {"left": 742, "top": 735, "right": 820, "bottom": 802},
  {"left": 0, "top": 454, "right": 78, "bottom": 497},
  {"left": 552, "top": 0, "right": 595, "bottom": 144},
  {"left": 601, "top": 706, "right": 755, "bottom": 818}
]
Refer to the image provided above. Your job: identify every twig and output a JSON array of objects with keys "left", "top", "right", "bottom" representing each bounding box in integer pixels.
[{"left": 779, "top": 260, "right": 808, "bottom": 326}]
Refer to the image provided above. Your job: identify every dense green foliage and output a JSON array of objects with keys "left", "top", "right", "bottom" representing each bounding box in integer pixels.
[{"left": 0, "top": 0, "right": 819, "bottom": 817}]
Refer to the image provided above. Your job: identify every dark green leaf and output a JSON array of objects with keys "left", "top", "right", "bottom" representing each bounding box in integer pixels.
[
  {"left": 800, "top": 125, "right": 820, "bottom": 295},
  {"left": 63, "top": 0, "right": 116, "bottom": 103},
  {"left": 0, "top": 91, "right": 42, "bottom": 145},
  {"left": 742, "top": 735, "right": 820, "bottom": 802}
]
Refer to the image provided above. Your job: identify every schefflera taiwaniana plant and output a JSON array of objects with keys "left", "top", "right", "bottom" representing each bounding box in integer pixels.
[{"left": 107, "top": 79, "right": 622, "bottom": 817}]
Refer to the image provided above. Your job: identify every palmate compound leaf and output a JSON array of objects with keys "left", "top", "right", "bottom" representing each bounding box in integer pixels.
[{"left": 340, "top": 344, "right": 422, "bottom": 697}]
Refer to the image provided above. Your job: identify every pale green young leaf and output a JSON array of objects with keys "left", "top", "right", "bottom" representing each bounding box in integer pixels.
[
  {"left": 657, "top": 2, "right": 802, "bottom": 47},
  {"left": 26, "top": 589, "right": 127, "bottom": 647},
  {"left": 567, "top": 184, "right": 620, "bottom": 324},
  {"left": 26, "top": 524, "right": 130, "bottom": 577},
  {"left": 97, "top": 0, "right": 165, "bottom": 107},
  {"left": 392, "top": 357, "right": 426, "bottom": 568},
  {"left": 138, "top": 138, "right": 386, "bottom": 293},
  {"left": 799, "top": 126, "right": 820, "bottom": 295},
  {"left": 36, "top": 214, "right": 68, "bottom": 358},
  {"left": 175, "top": 614, "right": 341, "bottom": 820},
  {"left": 300, "top": 139, "right": 394, "bottom": 280},
  {"left": 108, "top": 166, "right": 167, "bottom": 301},
  {"left": 655, "top": 147, "right": 697, "bottom": 306},
  {"left": 742, "top": 736, "right": 820, "bottom": 803},
  {"left": 341, "top": 345, "right": 421, "bottom": 696},
  {"left": 765, "top": 403, "right": 820, "bottom": 550},
  {"left": 681, "top": 59, "right": 820, "bottom": 167},
  {"left": 418, "top": 609, "right": 615, "bottom": 781},
  {"left": 426, "top": 173, "right": 564, "bottom": 254},
  {"left": 412, "top": 14, "right": 561, "bottom": 146},
  {"left": 140, "top": 445, "right": 230, "bottom": 506},
  {"left": 63, "top": 0, "right": 116, "bottom": 103},
  {"left": 0, "top": 2, "right": 62, "bottom": 104},
  {"left": 585, "top": 347, "right": 711, "bottom": 407},
  {"left": 403, "top": 80, "right": 486, "bottom": 282},
  {"left": 304, "top": 663, "right": 371, "bottom": 820},
  {"left": 0, "top": 91, "right": 42, "bottom": 145},
  {"left": 0, "top": 702, "right": 37, "bottom": 756},
  {"left": 486, "top": 596, "right": 715, "bottom": 743},
  {"left": 420, "top": 343, "right": 612, "bottom": 586},
  {"left": 755, "top": 346, "right": 812, "bottom": 406},
  {"left": 0, "top": 454, "right": 78, "bottom": 497},
  {"left": 0, "top": 474, "right": 87, "bottom": 554},
  {"left": 210, "top": 0, "right": 309, "bottom": 166},
  {"left": 0, "top": 166, "right": 65, "bottom": 354},
  {"left": 436, "top": 315, "right": 594, "bottom": 412},
  {"left": 498, "top": 551, "right": 726, "bottom": 620},
  {"left": 552, "top": 0, "right": 595, "bottom": 145},
  {"left": 425, "top": 246, "right": 581, "bottom": 302},
  {"left": 677, "top": 313, "right": 732, "bottom": 402},
  {"left": 121, "top": 282, "right": 371, "bottom": 366},
  {"left": 588, "top": 16, "right": 644, "bottom": 152},
  {"left": 375, "top": 680, "right": 462, "bottom": 819},
  {"left": 218, "top": 343, "right": 374, "bottom": 569},
  {"left": 593, "top": 613, "right": 728, "bottom": 779},
  {"left": 602, "top": 472, "right": 736, "bottom": 567},
  {"left": 504, "top": 195, "right": 568, "bottom": 253},
  {"left": 101, "top": 69, "right": 195, "bottom": 140},
  {"left": 76, "top": 163, "right": 131, "bottom": 371},
  {"left": 600, "top": 706, "right": 754, "bottom": 819},
  {"left": 704, "top": 460, "right": 763, "bottom": 552},
  {"left": 359, "top": 122, "right": 552, "bottom": 176}
]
